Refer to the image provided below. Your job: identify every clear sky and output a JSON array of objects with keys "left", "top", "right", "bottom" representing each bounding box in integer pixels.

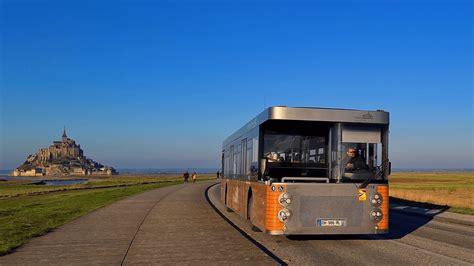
[{"left": 1, "top": 0, "right": 472, "bottom": 170}]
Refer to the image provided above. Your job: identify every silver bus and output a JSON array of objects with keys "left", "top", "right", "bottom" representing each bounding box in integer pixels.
[{"left": 221, "top": 106, "right": 390, "bottom": 235}]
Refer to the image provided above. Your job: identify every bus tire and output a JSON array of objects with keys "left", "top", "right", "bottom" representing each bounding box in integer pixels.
[
  {"left": 248, "top": 193, "right": 261, "bottom": 232},
  {"left": 225, "top": 185, "right": 233, "bottom": 212}
]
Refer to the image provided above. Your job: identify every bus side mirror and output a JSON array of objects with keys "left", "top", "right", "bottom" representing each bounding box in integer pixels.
[{"left": 259, "top": 159, "right": 267, "bottom": 178}]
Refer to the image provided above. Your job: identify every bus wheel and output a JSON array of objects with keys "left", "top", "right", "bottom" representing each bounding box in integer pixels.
[
  {"left": 225, "top": 185, "right": 233, "bottom": 212},
  {"left": 248, "top": 194, "right": 261, "bottom": 232}
]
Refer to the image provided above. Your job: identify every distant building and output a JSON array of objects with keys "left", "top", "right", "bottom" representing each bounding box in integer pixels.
[{"left": 11, "top": 129, "right": 117, "bottom": 176}]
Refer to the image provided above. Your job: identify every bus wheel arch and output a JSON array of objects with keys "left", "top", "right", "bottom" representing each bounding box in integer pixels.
[
  {"left": 247, "top": 188, "right": 253, "bottom": 220},
  {"left": 224, "top": 184, "right": 228, "bottom": 205},
  {"left": 225, "top": 184, "right": 233, "bottom": 212},
  {"left": 247, "top": 188, "right": 261, "bottom": 232}
]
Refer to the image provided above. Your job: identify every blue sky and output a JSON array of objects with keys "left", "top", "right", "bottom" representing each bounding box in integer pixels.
[{"left": 1, "top": 0, "right": 472, "bottom": 170}]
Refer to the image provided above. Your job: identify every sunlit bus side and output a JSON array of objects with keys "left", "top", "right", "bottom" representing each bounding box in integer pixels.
[{"left": 221, "top": 106, "right": 390, "bottom": 235}]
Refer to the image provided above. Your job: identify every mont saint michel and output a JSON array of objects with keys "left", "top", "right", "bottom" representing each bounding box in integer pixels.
[{"left": 11, "top": 129, "right": 117, "bottom": 176}]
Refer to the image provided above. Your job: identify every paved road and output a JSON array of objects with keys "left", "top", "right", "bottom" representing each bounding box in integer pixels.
[
  {"left": 0, "top": 182, "right": 275, "bottom": 265},
  {"left": 208, "top": 184, "right": 474, "bottom": 265}
]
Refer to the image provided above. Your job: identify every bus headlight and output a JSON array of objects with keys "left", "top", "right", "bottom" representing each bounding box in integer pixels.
[
  {"left": 370, "top": 192, "right": 383, "bottom": 207},
  {"left": 278, "top": 208, "right": 292, "bottom": 223},
  {"left": 278, "top": 192, "right": 292, "bottom": 206},
  {"left": 370, "top": 208, "right": 383, "bottom": 222}
]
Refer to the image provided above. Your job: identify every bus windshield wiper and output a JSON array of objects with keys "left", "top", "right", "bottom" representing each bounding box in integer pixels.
[{"left": 359, "top": 159, "right": 390, "bottom": 188}]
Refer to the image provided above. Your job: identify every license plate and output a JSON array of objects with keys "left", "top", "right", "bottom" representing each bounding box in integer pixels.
[{"left": 317, "top": 219, "right": 347, "bottom": 227}]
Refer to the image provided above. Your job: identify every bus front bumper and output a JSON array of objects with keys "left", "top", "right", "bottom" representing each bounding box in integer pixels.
[{"left": 271, "top": 183, "right": 389, "bottom": 235}]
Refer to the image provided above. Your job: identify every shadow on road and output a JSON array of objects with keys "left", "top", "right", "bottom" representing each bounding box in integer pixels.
[{"left": 384, "top": 198, "right": 449, "bottom": 240}]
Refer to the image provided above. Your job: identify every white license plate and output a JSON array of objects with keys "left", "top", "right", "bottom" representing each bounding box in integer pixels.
[{"left": 317, "top": 219, "right": 347, "bottom": 227}]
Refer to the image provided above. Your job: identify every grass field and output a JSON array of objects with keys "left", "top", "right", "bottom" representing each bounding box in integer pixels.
[
  {"left": 389, "top": 172, "right": 474, "bottom": 215},
  {"left": 0, "top": 175, "right": 187, "bottom": 198},
  {"left": 0, "top": 174, "right": 215, "bottom": 255}
]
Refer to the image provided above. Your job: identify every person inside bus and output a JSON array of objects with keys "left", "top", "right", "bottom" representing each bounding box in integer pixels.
[
  {"left": 265, "top": 152, "right": 280, "bottom": 162},
  {"left": 344, "top": 147, "right": 368, "bottom": 172}
]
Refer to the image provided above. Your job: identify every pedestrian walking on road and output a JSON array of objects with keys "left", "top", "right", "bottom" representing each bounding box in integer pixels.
[
  {"left": 192, "top": 172, "right": 197, "bottom": 183},
  {"left": 216, "top": 171, "right": 220, "bottom": 179},
  {"left": 183, "top": 171, "right": 190, "bottom": 183}
]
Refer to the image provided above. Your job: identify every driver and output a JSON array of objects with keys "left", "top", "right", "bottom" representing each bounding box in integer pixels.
[{"left": 344, "top": 147, "right": 368, "bottom": 172}]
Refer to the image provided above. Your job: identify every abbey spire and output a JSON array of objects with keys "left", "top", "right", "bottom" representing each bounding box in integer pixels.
[{"left": 62, "top": 126, "right": 67, "bottom": 142}]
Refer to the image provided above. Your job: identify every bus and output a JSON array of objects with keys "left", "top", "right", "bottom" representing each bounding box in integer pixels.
[{"left": 221, "top": 106, "right": 390, "bottom": 235}]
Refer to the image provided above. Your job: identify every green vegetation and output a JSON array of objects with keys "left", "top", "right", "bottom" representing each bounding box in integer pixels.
[
  {"left": 390, "top": 172, "right": 474, "bottom": 215},
  {"left": 0, "top": 175, "right": 215, "bottom": 198},
  {"left": 0, "top": 174, "right": 215, "bottom": 255}
]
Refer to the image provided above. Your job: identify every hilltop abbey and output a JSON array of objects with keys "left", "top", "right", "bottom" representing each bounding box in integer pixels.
[{"left": 12, "top": 129, "right": 117, "bottom": 176}]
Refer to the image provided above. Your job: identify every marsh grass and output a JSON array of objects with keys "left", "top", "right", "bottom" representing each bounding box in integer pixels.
[
  {"left": 390, "top": 172, "right": 474, "bottom": 214},
  {"left": 0, "top": 174, "right": 215, "bottom": 198},
  {"left": 0, "top": 174, "right": 215, "bottom": 255}
]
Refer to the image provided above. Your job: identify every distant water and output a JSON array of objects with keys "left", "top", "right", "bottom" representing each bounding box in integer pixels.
[
  {"left": 0, "top": 169, "right": 11, "bottom": 176},
  {"left": 0, "top": 176, "right": 34, "bottom": 181},
  {"left": 0, "top": 176, "right": 88, "bottom": 185},
  {"left": 31, "top": 179, "right": 88, "bottom": 186},
  {"left": 0, "top": 174, "right": 12, "bottom": 180},
  {"left": 0, "top": 168, "right": 220, "bottom": 179}
]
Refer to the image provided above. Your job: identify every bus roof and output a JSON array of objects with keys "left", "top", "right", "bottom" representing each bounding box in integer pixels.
[{"left": 223, "top": 106, "right": 389, "bottom": 147}]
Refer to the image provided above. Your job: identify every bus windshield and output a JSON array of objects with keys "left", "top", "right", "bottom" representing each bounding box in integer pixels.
[
  {"left": 260, "top": 121, "right": 388, "bottom": 182},
  {"left": 263, "top": 133, "right": 327, "bottom": 167}
]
